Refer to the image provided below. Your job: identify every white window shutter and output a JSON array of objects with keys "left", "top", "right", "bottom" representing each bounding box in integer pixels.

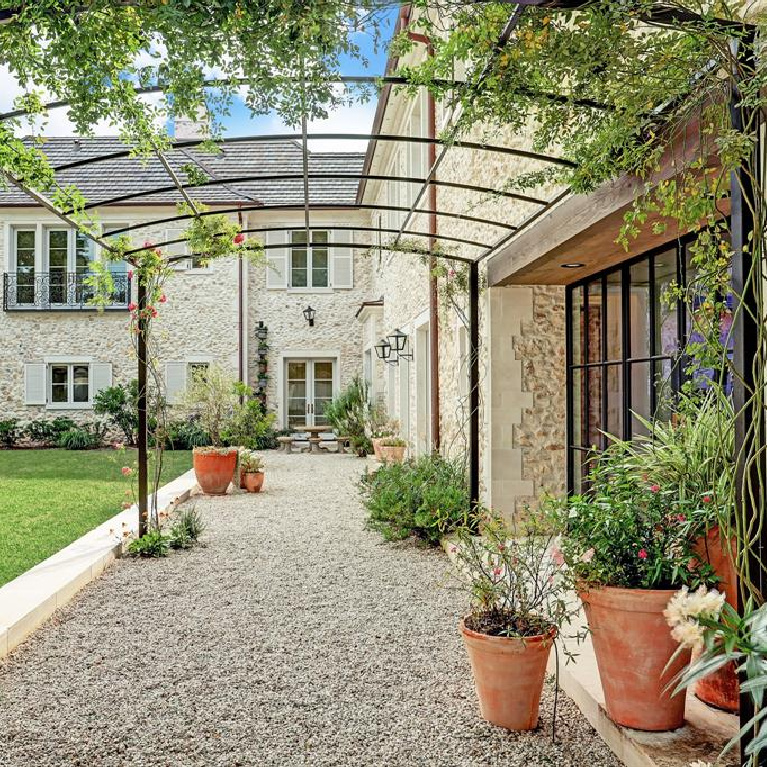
[
  {"left": 265, "top": 229, "right": 288, "bottom": 288},
  {"left": 332, "top": 228, "right": 354, "bottom": 289},
  {"left": 165, "top": 362, "right": 188, "bottom": 405},
  {"left": 24, "top": 363, "right": 47, "bottom": 405},
  {"left": 91, "top": 363, "right": 113, "bottom": 397}
]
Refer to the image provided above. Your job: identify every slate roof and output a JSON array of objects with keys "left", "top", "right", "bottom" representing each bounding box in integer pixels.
[{"left": 0, "top": 138, "right": 364, "bottom": 208}]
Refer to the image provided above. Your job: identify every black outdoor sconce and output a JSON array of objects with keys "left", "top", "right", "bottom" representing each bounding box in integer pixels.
[
  {"left": 387, "top": 328, "right": 413, "bottom": 361},
  {"left": 303, "top": 305, "right": 316, "bottom": 327},
  {"left": 255, "top": 321, "right": 268, "bottom": 340},
  {"left": 374, "top": 337, "right": 395, "bottom": 364}
]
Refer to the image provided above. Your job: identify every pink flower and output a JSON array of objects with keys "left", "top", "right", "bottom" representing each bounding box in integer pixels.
[
  {"left": 650, "top": 484, "right": 661, "bottom": 493},
  {"left": 127, "top": 269, "right": 133, "bottom": 280},
  {"left": 492, "top": 567, "right": 502, "bottom": 576},
  {"left": 552, "top": 546, "right": 565, "bottom": 566},
  {"left": 448, "top": 268, "right": 456, "bottom": 277},
  {"left": 580, "top": 547, "right": 595, "bottom": 564},
  {"left": 121, "top": 466, "right": 133, "bottom": 476},
  {"left": 159, "top": 294, "right": 167, "bottom": 303},
  {"left": 155, "top": 248, "right": 162, "bottom": 257},
  {"left": 498, "top": 544, "right": 506, "bottom": 552},
  {"left": 127, "top": 302, "right": 137, "bottom": 311},
  {"left": 676, "top": 513, "right": 686, "bottom": 522},
  {"left": 233, "top": 232, "right": 245, "bottom": 244},
  {"left": 638, "top": 548, "right": 648, "bottom": 560},
  {"left": 151, "top": 308, "right": 158, "bottom": 318},
  {"left": 703, "top": 495, "right": 712, "bottom": 504},
  {"left": 143, "top": 240, "right": 153, "bottom": 248},
  {"left": 450, "top": 545, "right": 457, "bottom": 554}
]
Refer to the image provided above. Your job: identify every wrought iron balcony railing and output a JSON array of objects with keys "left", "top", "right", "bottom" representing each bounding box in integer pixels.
[{"left": 3, "top": 272, "right": 131, "bottom": 311}]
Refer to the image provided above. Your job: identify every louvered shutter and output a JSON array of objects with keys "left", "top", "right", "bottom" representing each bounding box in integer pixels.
[
  {"left": 91, "top": 363, "right": 113, "bottom": 397},
  {"left": 165, "top": 362, "right": 188, "bottom": 405},
  {"left": 24, "top": 363, "right": 47, "bottom": 405},
  {"left": 332, "top": 228, "right": 354, "bottom": 289},
  {"left": 265, "top": 229, "right": 288, "bottom": 288}
]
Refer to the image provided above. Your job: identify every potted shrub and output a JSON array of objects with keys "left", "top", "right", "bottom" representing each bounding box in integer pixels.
[
  {"left": 324, "top": 376, "right": 370, "bottom": 457},
  {"left": 183, "top": 365, "right": 239, "bottom": 495},
  {"left": 239, "top": 449, "right": 265, "bottom": 493},
  {"left": 379, "top": 437, "right": 407, "bottom": 463},
  {"left": 547, "top": 444, "right": 715, "bottom": 731},
  {"left": 452, "top": 510, "right": 577, "bottom": 730}
]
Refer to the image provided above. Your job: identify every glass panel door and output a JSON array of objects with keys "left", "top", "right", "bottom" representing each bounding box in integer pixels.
[
  {"left": 47, "top": 229, "right": 69, "bottom": 304},
  {"left": 15, "top": 230, "right": 35, "bottom": 304},
  {"left": 312, "top": 360, "right": 334, "bottom": 426},
  {"left": 75, "top": 232, "right": 94, "bottom": 303},
  {"left": 286, "top": 361, "right": 308, "bottom": 431}
]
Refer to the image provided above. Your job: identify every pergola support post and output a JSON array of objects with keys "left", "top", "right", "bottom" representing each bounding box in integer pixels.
[
  {"left": 730, "top": 29, "right": 765, "bottom": 765},
  {"left": 469, "top": 260, "right": 480, "bottom": 510},
  {"left": 137, "top": 278, "right": 149, "bottom": 539}
]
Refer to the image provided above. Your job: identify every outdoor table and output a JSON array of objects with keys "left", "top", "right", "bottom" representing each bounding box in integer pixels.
[{"left": 295, "top": 425, "right": 332, "bottom": 453}]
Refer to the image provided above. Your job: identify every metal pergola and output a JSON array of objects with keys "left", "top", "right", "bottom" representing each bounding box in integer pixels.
[{"left": 1, "top": 2, "right": 762, "bottom": 756}]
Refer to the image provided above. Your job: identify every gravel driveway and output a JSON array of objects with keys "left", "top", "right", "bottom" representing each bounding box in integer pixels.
[{"left": 0, "top": 453, "right": 619, "bottom": 767}]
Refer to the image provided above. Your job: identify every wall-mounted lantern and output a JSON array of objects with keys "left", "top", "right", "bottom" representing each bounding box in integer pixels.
[
  {"left": 255, "top": 321, "right": 268, "bottom": 340},
  {"left": 303, "top": 305, "right": 316, "bottom": 327},
  {"left": 387, "top": 328, "right": 413, "bottom": 361},
  {"left": 374, "top": 337, "right": 395, "bottom": 364}
]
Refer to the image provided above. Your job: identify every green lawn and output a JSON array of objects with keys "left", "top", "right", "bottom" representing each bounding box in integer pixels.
[{"left": 0, "top": 449, "right": 192, "bottom": 587}]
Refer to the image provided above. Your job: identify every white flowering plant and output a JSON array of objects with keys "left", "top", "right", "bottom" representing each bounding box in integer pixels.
[
  {"left": 545, "top": 444, "right": 716, "bottom": 590},
  {"left": 667, "top": 592, "right": 767, "bottom": 761},
  {"left": 451, "top": 509, "right": 581, "bottom": 643}
]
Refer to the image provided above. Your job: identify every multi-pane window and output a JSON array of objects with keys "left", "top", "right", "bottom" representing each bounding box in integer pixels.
[
  {"left": 50, "top": 363, "right": 90, "bottom": 405},
  {"left": 15, "top": 229, "right": 35, "bottom": 304},
  {"left": 566, "top": 238, "right": 697, "bottom": 491},
  {"left": 290, "top": 230, "right": 328, "bottom": 288}
]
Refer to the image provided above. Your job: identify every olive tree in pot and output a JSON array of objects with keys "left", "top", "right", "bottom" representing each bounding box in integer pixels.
[
  {"left": 452, "top": 510, "right": 578, "bottom": 731},
  {"left": 546, "top": 443, "right": 716, "bottom": 731},
  {"left": 182, "top": 365, "right": 239, "bottom": 495}
]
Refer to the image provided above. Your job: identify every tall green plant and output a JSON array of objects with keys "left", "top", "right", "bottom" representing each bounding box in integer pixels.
[
  {"left": 181, "top": 364, "right": 238, "bottom": 447},
  {"left": 324, "top": 376, "right": 369, "bottom": 441}
]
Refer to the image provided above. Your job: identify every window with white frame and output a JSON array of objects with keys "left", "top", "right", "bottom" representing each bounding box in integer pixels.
[
  {"left": 14, "top": 228, "right": 35, "bottom": 304},
  {"left": 50, "top": 363, "right": 90, "bottom": 405},
  {"left": 290, "top": 230, "right": 329, "bottom": 288},
  {"left": 165, "top": 227, "right": 208, "bottom": 270}
]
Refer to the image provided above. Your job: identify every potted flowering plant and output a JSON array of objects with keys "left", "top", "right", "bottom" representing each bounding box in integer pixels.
[
  {"left": 379, "top": 437, "right": 407, "bottom": 464},
  {"left": 239, "top": 449, "right": 265, "bottom": 493},
  {"left": 547, "top": 443, "right": 715, "bottom": 731},
  {"left": 452, "top": 510, "right": 579, "bottom": 731},
  {"left": 182, "top": 365, "right": 239, "bottom": 495}
]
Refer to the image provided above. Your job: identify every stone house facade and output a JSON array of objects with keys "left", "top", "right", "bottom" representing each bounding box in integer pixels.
[{"left": 0, "top": 138, "right": 371, "bottom": 432}]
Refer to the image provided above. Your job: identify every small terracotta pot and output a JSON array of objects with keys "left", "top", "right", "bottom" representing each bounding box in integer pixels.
[
  {"left": 371, "top": 437, "right": 383, "bottom": 460},
  {"left": 243, "top": 471, "right": 264, "bottom": 493},
  {"left": 379, "top": 445, "right": 406, "bottom": 464},
  {"left": 693, "top": 527, "right": 739, "bottom": 712},
  {"left": 460, "top": 618, "right": 555, "bottom": 730},
  {"left": 580, "top": 586, "right": 690, "bottom": 731},
  {"left": 192, "top": 448, "right": 238, "bottom": 495}
]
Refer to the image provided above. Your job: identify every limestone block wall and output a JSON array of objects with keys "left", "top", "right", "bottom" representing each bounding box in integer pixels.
[{"left": 245, "top": 210, "right": 373, "bottom": 428}]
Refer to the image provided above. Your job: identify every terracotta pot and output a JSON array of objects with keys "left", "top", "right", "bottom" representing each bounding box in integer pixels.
[
  {"left": 461, "top": 618, "right": 555, "bottom": 730},
  {"left": 192, "top": 448, "right": 237, "bottom": 495},
  {"left": 371, "top": 437, "right": 383, "bottom": 460},
  {"left": 580, "top": 586, "right": 690, "bottom": 731},
  {"left": 693, "top": 527, "right": 740, "bottom": 712},
  {"left": 379, "top": 445, "right": 406, "bottom": 464},
  {"left": 243, "top": 471, "right": 264, "bottom": 493}
]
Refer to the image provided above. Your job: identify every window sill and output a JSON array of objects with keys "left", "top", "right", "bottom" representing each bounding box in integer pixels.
[
  {"left": 46, "top": 402, "right": 93, "bottom": 411},
  {"left": 286, "top": 287, "right": 334, "bottom": 294}
]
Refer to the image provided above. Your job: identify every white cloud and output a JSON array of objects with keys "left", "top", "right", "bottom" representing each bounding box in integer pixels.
[{"left": 261, "top": 100, "right": 376, "bottom": 152}]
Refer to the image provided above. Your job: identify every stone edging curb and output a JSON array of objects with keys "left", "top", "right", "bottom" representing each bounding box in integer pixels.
[{"left": 0, "top": 469, "right": 199, "bottom": 660}]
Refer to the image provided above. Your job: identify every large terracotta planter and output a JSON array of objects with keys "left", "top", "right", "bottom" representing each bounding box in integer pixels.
[
  {"left": 243, "top": 472, "right": 264, "bottom": 493},
  {"left": 379, "top": 444, "right": 406, "bottom": 464},
  {"left": 460, "top": 618, "right": 555, "bottom": 730},
  {"left": 192, "top": 447, "right": 237, "bottom": 495},
  {"left": 580, "top": 586, "right": 690, "bottom": 731},
  {"left": 693, "top": 527, "right": 739, "bottom": 712},
  {"left": 371, "top": 437, "right": 384, "bottom": 460}
]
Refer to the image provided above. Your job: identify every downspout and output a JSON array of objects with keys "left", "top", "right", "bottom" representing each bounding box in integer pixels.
[{"left": 410, "top": 28, "right": 440, "bottom": 452}]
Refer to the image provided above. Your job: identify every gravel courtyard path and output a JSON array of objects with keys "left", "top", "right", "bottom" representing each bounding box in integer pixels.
[{"left": 0, "top": 453, "right": 619, "bottom": 767}]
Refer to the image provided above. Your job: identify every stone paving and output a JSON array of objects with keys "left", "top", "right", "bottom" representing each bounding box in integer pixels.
[{"left": 0, "top": 452, "right": 619, "bottom": 767}]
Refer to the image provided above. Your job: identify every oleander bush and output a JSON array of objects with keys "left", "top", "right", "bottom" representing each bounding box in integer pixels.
[{"left": 360, "top": 453, "right": 472, "bottom": 545}]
